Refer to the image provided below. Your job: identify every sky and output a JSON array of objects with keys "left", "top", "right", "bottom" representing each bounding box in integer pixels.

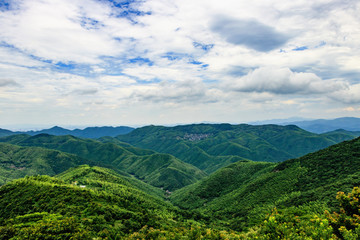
[{"left": 0, "top": 0, "right": 360, "bottom": 129}]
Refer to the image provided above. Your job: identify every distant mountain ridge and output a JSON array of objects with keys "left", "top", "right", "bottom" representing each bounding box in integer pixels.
[
  {"left": 282, "top": 117, "right": 360, "bottom": 133},
  {"left": 252, "top": 117, "right": 360, "bottom": 133},
  {"left": 0, "top": 125, "right": 134, "bottom": 138}
]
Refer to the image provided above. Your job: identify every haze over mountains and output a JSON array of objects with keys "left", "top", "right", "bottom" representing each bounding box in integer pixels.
[
  {"left": 0, "top": 126, "right": 134, "bottom": 138},
  {"left": 252, "top": 117, "right": 360, "bottom": 134},
  {"left": 1, "top": 117, "right": 360, "bottom": 139}
]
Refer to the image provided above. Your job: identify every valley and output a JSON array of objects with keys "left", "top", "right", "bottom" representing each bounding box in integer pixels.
[{"left": 1, "top": 123, "right": 360, "bottom": 239}]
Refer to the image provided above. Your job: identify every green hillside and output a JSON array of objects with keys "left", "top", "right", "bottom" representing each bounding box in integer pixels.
[
  {"left": 0, "top": 128, "right": 14, "bottom": 137},
  {"left": 2, "top": 138, "right": 360, "bottom": 238},
  {"left": 0, "top": 165, "right": 248, "bottom": 239},
  {"left": 0, "top": 142, "right": 90, "bottom": 185},
  {"left": 0, "top": 134, "right": 206, "bottom": 190},
  {"left": 56, "top": 165, "right": 165, "bottom": 199},
  {"left": 320, "top": 129, "right": 360, "bottom": 142},
  {"left": 0, "top": 166, "right": 178, "bottom": 239},
  {"left": 171, "top": 137, "right": 360, "bottom": 231},
  {"left": 115, "top": 123, "right": 352, "bottom": 173}
]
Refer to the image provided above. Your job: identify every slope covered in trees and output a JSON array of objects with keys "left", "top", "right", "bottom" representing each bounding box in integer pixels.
[
  {"left": 170, "top": 137, "right": 360, "bottom": 231},
  {"left": 0, "top": 142, "right": 90, "bottom": 185},
  {"left": 115, "top": 123, "right": 354, "bottom": 173},
  {"left": 0, "top": 166, "right": 179, "bottom": 239},
  {"left": 320, "top": 129, "right": 360, "bottom": 142},
  {"left": 0, "top": 134, "right": 206, "bottom": 190},
  {"left": 1, "top": 135, "right": 360, "bottom": 238},
  {"left": 56, "top": 165, "right": 165, "bottom": 198}
]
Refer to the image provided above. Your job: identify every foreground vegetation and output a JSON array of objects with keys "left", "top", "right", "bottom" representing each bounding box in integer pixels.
[
  {"left": 2, "top": 174, "right": 360, "bottom": 239},
  {"left": 171, "top": 137, "right": 360, "bottom": 231}
]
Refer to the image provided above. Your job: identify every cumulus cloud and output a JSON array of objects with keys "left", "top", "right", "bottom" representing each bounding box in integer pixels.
[
  {"left": 1, "top": 0, "right": 360, "bottom": 126},
  {"left": 330, "top": 84, "right": 360, "bottom": 104},
  {"left": 227, "top": 67, "right": 348, "bottom": 94},
  {"left": 0, "top": 0, "right": 125, "bottom": 64},
  {"left": 72, "top": 88, "right": 98, "bottom": 96},
  {"left": 0, "top": 78, "right": 20, "bottom": 87},
  {"left": 211, "top": 16, "right": 290, "bottom": 52},
  {"left": 128, "top": 80, "right": 220, "bottom": 104}
]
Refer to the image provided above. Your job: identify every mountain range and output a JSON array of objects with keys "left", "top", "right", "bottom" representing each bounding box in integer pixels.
[
  {"left": 252, "top": 117, "right": 360, "bottom": 134},
  {"left": 0, "top": 126, "right": 134, "bottom": 138},
  {"left": 1, "top": 123, "right": 360, "bottom": 238},
  {"left": 0, "top": 134, "right": 206, "bottom": 190},
  {"left": 114, "top": 123, "right": 359, "bottom": 173},
  {"left": 2, "top": 116, "right": 360, "bottom": 138}
]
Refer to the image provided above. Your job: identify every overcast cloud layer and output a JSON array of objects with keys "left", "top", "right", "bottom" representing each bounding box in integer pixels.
[{"left": 0, "top": 0, "right": 360, "bottom": 129}]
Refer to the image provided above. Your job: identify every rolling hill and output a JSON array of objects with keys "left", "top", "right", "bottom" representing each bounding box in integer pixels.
[
  {"left": 0, "top": 134, "right": 206, "bottom": 190},
  {"left": 170, "top": 137, "right": 360, "bottom": 230},
  {"left": 2, "top": 135, "right": 360, "bottom": 238},
  {"left": 115, "top": 123, "right": 356, "bottom": 173},
  {"left": 320, "top": 129, "right": 360, "bottom": 142},
  {"left": 0, "top": 165, "right": 179, "bottom": 239},
  {"left": 0, "top": 142, "right": 90, "bottom": 185}
]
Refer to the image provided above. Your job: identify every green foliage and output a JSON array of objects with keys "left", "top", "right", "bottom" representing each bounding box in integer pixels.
[
  {"left": 171, "top": 137, "right": 360, "bottom": 231},
  {"left": 247, "top": 206, "right": 337, "bottom": 240},
  {"left": 56, "top": 165, "right": 165, "bottom": 199},
  {"left": 171, "top": 161, "right": 275, "bottom": 209},
  {"left": 115, "top": 123, "right": 351, "bottom": 173},
  {"left": 0, "top": 167, "right": 181, "bottom": 238},
  {"left": 0, "top": 142, "right": 89, "bottom": 185},
  {"left": 248, "top": 185, "right": 360, "bottom": 240},
  {"left": 326, "top": 187, "right": 360, "bottom": 239},
  {"left": 2, "top": 126, "right": 360, "bottom": 239},
  {"left": 0, "top": 212, "right": 92, "bottom": 240},
  {"left": 125, "top": 224, "right": 243, "bottom": 239},
  {"left": 0, "top": 134, "right": 206, "bottom": 190},
  {"left": 320, "top": 129, "right": 360, "bottom": 143}
]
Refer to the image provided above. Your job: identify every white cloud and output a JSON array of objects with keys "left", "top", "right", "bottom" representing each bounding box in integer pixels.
[
  {"left": 330, "top": 84, "right": 360, "bottom": 104},
  {"left": 0, "top": 78, "right": 20, "bottom": 87},
  {"left": 225, "top": 67, "right": 348, "bottom": 94},
  {"left": 1, "top": 0, "right": 360, "bottom": 127},
  {"left": 0, "top": 0, "right": 125, "bottom": 64}
]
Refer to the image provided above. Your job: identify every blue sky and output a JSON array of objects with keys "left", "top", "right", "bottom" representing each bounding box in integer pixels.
[{"left": 0, "top": 0, "right": 360, "bottom": 129}]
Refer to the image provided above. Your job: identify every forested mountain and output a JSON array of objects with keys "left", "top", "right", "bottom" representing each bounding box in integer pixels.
[
  {"left": 56, "top": 165, "right": 165, "bottom": 198},
  {"left": 0, "top": 126, "right": 134, "bottom": 139},
  {"left": 0, "top": 134, "right": 206, "bottom": 190},
  {"left": 0, "top": 128, "right": 14, "bottom": 137},
  {"left": 1, "top": 124, "right": 360, "bottom": 238},
  {"left": 2, "top": 136, "right": 360, "bottom": 238},
  {"left": 320, "top": 129, "right": 360, "bottom": 142},
  {"left": 171, "top": 137, "right": 360, "bottom": 231},
  {"left": 0, "top": 142, "right": 90, "bottom": 185},
  {"left": 0, "top": 166, "right": 180, "bottom": 239},
  {"left": 115, "top": 123, "right": 356, "bottom": 173}
]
